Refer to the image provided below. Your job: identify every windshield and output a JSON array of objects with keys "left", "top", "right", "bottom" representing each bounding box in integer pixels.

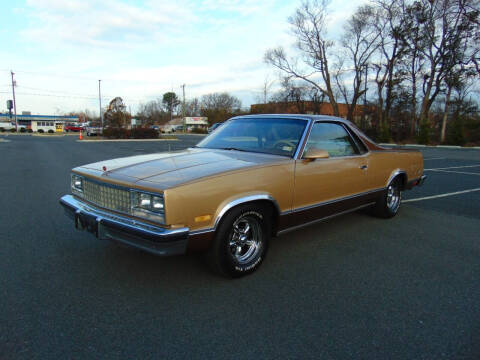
[{"left": 197, "top": 117, "right": 307, "bottom": 157}]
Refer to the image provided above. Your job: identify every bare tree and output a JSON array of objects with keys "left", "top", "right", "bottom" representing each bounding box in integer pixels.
[
  {"left": 370, "top": 0, "right": 409, "bottom": 136},
  {"left": 201, "top": 92, "right": 241, "bottom": 112},
  {"left": 265, "top": 0, "right": 340, "bottom": 116},
  {"left": 256, "top": 76, "right": 275, "bottom": 104},
  {"left": 335, "top": 5, "right": 380, "bottom": 122},
  {"left": 270, "top": 77, "right": 311, "bottom": 113},
  {"left": 201, "top": 92, "right": 242, "bottom": 124},
  {"left": 408, "top": 0, "right": 480, "bottom": 127},
  {"left": 137, "top": 99, "right": 167, "bottom": 125},
  {"left": 185, "top": 98, "right": 201, "bottom": 117}
]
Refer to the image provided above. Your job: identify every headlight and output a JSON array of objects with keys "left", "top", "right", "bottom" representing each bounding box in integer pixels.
[
  {"left": 71, "top": 174, "right": 83, "bottom": 194},
  {"left": 131, "top": 191, "right": 165, "bottom": 224}
]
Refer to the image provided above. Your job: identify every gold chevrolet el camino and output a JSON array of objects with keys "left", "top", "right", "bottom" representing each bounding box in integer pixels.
[{"left": 60, "top": 115, "right": 426, "bottom": 277}]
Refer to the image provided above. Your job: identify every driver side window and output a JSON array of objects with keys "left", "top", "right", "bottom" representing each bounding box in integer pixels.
[{"left": 304, "top": 122, "right": 359, "bottom": 158}]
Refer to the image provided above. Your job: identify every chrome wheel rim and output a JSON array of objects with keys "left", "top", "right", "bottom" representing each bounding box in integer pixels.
[
  {"left": 386, "top": 183, "right": 401, "bottom": 212},
  {"left": 229, "top": 216, "right": 262, "bottom": 264}
]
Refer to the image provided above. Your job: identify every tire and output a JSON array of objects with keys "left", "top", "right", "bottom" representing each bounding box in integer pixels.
[
  {"left": 373, "top": 177, "right": 402, "bottom": 218},
  {"left": 207, "top": 204, "right": 271, "bottom": 277}
]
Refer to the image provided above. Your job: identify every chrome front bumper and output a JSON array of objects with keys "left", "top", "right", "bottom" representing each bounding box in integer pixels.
[{"left": 59, "top": 195, "right": 189, "bottom": 256}]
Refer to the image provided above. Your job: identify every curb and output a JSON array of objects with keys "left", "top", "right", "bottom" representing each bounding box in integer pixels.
[
  {"left": 0, "top": 133, "right": 32, "bottom": 136},
  {"left": 171, "top": 133, "right": 207, "bottom": 136}
]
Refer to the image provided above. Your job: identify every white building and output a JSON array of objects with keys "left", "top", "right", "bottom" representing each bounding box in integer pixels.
[
  {"left": 0, "top": 114, "right": 79, "bottom": 132},
  {"left": 184, "top": 117, "right": 208, "bottom": 131},
  {"left": 161, "top": 117, "right": 209, "bottom": 133}
]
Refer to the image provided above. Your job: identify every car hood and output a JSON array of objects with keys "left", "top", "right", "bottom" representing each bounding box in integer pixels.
[{"left": 75, "top": 148, "right": 289, "bottom": 190}]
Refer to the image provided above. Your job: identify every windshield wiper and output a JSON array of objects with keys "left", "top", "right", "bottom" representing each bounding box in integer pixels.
[{"left": 218, "top": 147, "right": 248, "bottom": 152}]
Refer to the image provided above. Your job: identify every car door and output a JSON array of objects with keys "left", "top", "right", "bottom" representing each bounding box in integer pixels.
[{"left": 292, "top": 121, "right": 372, "bottom": 224}]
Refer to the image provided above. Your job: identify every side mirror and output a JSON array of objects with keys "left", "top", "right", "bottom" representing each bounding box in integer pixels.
[{"left": 303, "top": 147, "right": 330, "bottom": 161}]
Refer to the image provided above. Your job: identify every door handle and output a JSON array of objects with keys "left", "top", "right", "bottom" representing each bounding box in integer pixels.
[{"left": 360, "top": 165, "right": 368, "bottom": 170}]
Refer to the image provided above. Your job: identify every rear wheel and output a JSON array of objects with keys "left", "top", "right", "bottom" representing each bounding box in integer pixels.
[
  {"left": 208, "top": 204, "right": 271, "bottom": 277},
  {"left": 373, "top": 177, "right": 402, "bottom": 218}
]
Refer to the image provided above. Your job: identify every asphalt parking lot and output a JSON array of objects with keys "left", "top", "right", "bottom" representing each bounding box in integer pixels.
[{"left": 1, "top": 134, "right": 479, "bottom": 359}]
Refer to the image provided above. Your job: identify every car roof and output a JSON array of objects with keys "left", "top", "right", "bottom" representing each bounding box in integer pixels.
[{"left": 230, "top": 114, "right": 353, "bottom": 126}]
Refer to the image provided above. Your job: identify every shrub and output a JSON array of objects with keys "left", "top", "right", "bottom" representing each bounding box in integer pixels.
[
  {"left": 130, "top": 127, "right": 159, "bottom": 139},
  {"left": 48, "top": 129, "right": 54, "bottom": 134},
  {"left": 27, "top": 129, "right": 33, "bottom": 133},
  {"left": 103, "top": 127, "right": 129, "bottom": 139},
  {"left": 9, "top": 128, "right": 16, "bottom": 133},
  {"left": 417, "top": 120, "right": 431, "bottom": 145},
  {"left": 446, "top": 118, "right": 466, "bottom": 146},
  {"left": 38, "top": 129, "right": 44, "bottom": 133},
  {"left": 376, "top": 121, "right": 390, "bottom": 143},
  {"left": 20, "top": 127, "right": 26, "bottom": 133},
  {"left": 0, "top": 128, "right": 5, "bottom": 132},
  {"left": 103, "top": 127, "right": 159, "bottom": 139}
]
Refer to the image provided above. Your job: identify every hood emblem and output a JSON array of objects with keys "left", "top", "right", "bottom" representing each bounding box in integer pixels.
[{"left": 103, "top": 166, "right": 107, "bottom": 172}]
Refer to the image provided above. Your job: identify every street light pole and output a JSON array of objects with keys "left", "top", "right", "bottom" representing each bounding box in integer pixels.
[
  {"left": 98, "top": 80, "right": 102, "bottom": 128},
  {"left": 11, "top": 71, "right": 17, "bottom": 131},
  {"left": 181, "top": 84, "right": 186, "bottom": 132}
]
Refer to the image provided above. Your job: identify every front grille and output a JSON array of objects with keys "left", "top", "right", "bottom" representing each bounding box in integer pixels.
[{"left": 83, "top": 179, "right": 131, "bottom": 214}]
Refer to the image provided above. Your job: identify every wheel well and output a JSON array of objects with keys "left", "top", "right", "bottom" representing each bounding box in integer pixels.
[
  {"left": 392, "top": 172, "right": 407, "bottom": 190},
  {"left": 218, "top": 199, "right": 280, "bottom": 237},
  {"left": 251, "top": 200, "right": 279, "bottom": 237}
]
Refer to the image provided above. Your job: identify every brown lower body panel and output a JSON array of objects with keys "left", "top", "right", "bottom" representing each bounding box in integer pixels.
[
  {"left": 278, "top": 189, "right": 385, "bottom": 232},
  {"left": 186, "top": 189, "right": 385, "bottom": 252}
]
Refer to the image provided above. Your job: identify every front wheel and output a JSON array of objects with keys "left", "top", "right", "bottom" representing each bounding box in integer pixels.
[
  {"left": 372, "top": 177, "right": 402, "bottom": 218},
  {"left": 207, "top": 204, "right": 271, "bottom": 277}
]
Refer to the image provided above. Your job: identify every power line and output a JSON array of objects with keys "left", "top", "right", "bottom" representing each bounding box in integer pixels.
[
  {"left": 1, "top": 68, "right": 176, "bottom": 85},
  {"left": 0, "top": 90, "right": 111, "bottom": 100},
  {"left": 0, "top": 90, "right": 166, "bottom": 104},
  {"left": 16, "top": 85, "right": 115, "bottom": 98}
]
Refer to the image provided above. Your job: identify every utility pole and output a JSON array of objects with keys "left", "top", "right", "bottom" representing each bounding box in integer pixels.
[
  {"left": 98, "top": 80, "right": 103, "bottom": 128},
  {"left": 181, "top": 84, "right": 186, "bottom": 132},
  {"left": 10, "top": 71, "right": 17, "bottom": 131}
]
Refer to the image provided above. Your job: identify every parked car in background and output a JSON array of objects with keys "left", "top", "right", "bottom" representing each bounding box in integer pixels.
[
  {"left": 161, "top": 125, "right": 175, "bottom": 134},
  {"left": 60, "top": 115, "right": 426, "bottom": 277},
  {"left": 65, "top": 123, "right": 84, "bottom": 132},
  {"left": 0, "top": 123, "right": 28, "bottom": 132},
  {"left": 0, "top": 122, "right": 16, "bottom": 132},
  {"left": 208, "top": 122, "right": 223, "bottom": 133},
  {"left": 86, "top": 126, "right": 103, "bottom": 136}
]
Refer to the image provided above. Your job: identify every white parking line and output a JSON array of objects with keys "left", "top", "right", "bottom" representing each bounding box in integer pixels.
[
  {"left": 404, "top": 188, "right": 480, "bottom": 202},
  {"left": 426, "top": 169, "right": 480, "bottom": 176},
  {"left": 425, "top": 164, "right": 480, "bottom": 170}
]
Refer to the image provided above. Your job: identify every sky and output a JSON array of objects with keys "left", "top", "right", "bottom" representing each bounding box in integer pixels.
[{"left": 0, "top": 0, "right": 367, "bottom": 116}]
